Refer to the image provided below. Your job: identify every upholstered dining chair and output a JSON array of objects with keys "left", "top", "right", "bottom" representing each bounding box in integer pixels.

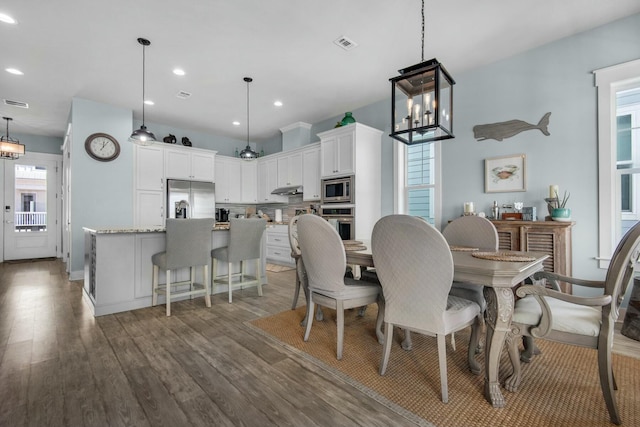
[
  {"left": 503, "top": 221, "right": 640, "bottom": 426},
  {"left": 289, "top": 215, "right": 324, "bottom": 326},
  {"left": 297, "top": 214, "right": 384, "bottom": 360},
  {"left": 151, "top": 218, "right": 213, "bottom": 316},
  {"left": 371, "top": 214, "right": 482, "bottom": 403},
  {"left": 442, "top": 215, "right": 499, "bottom": 350},
  {"left": 211, "top": 218, "right": 266, "bottom": 303}
]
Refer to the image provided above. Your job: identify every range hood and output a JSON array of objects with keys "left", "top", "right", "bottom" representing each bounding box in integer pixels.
[{"left": 271, "top": 185, "right": 303, "bottom": 195}]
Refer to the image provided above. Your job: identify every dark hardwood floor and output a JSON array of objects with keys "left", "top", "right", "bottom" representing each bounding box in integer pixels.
[{"left": 0, "top": 259, "right": 420, "bottom": 427}]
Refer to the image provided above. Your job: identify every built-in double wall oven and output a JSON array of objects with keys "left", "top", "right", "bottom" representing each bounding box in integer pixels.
[{"left": 320, "top": 175, "right": 355, "bottom": 241}]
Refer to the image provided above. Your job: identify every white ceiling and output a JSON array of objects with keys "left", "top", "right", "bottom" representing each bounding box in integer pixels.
[{"left": 1, "top": 0, "right": 640, "bottom": 142}]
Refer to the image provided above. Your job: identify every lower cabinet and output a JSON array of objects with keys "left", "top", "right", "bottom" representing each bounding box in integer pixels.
[
  {"left": 266, "top": 225, "right": 294, "bottom": 267},
  {"left": 491, "top": 220, "right": 574, "bottom": 293}
]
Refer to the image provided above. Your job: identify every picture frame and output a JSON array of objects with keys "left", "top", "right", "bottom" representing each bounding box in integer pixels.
[{"left": 485, "top": 154, "right": 526, "bottom": 193}]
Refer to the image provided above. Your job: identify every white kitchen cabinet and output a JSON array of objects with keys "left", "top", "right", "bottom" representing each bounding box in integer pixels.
[
  {"left": 134, "top": 190, "right": 164, "bottom": 227},
  {"left": 215, "top": 157, "right": 242, "bottom": 203},
  {"left": 320, "top": 129, "right": 355, "bottom": 177},
  {"left": 266, "top": 225, "right": 294, "bottom": 267},
  {"left": 317, "top": 123, "right": 383, "bottom": 241},
  {"left": 277, "top": 151, "right": 303, "bottom": 187},
  {"left": 135, "top": 145, "right": 164, "bottom": 191},
  {"left": 241, "top": 161, "right": 258, "bottom": 203},
  {"left": 302, "top": 144, "right": 321, "bottom": 201},
  {"left": 257, "top": 158, "right": 287, "bottom": 203},
  {"left": 165, "top": 147, "right": 215, "bottom": 181}
]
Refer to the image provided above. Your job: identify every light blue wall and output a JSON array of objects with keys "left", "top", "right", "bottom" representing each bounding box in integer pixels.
[
  {"left": 13, "top": 133, "right": 63, "bottom": 154},
  {"left": 70, "top": 98, "right": 134, "bottom": 272}
]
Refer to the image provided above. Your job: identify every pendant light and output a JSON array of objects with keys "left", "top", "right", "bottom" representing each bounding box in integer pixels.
[
  {"left": 239, "top": 77, "right": 259, "bottom": 160},
  {"left": 129, "top": 37, "right": 157, "bottom": 145},
  {"left": 0, "top": 117, "right": 25, "bottom": 160},
  {"left": 390, "top": 0, "right": 455, "bottom": 145}
]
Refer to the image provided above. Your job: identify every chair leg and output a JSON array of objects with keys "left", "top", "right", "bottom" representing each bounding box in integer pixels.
[
  {"left": 228, "top": 261, "right": 233, "bottom": 303},
  {"left": 336, "top": 300, "right": 345, "bottom": 360},
  {"left": 597, "top": 338, "right": 621, "bottom": 425},
  {"left": 304, "top": 297, "right": 315, "bottom": 341},
  {"left": 204, "top": 265, "right": 211, "bottom": 308},
  {"left": 450, "top": 332, "right": 456, "bottom": 351},
  {"left": 380, "top": 322, "right": 393, "bottom": 375},
  {"left": 467, "top": 316, "right": 482, "bottom": 375},
  {"left": 189, "top": 266, "right": 195, "bottom": 299},
  {"left": 375, "top": 296, "right": 385, "bottom": 344},
  {"left": 255, "top": 259, "right": 263, "bottom": 296},
  {"left": 437, "top": 334, "right": 449, "bottom": 403},
  {"left": 165, "top": 269, "right": 171, "bottom": 317},
  {"left": 291, "top": 267, "right": 301, "bottom": 310},
  {"left": 152, "top": 265, "right": 158, "bottom": 307}
]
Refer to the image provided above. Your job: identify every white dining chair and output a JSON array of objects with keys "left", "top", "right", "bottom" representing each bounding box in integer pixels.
[
  {"left": 297, "top": 214, "right": 384, "bottom": 360},
  {"left": 372, "top": 214, "right": 481, "bottom": 403}
]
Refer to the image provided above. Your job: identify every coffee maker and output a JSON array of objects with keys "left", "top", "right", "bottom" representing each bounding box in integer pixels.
[{"left": 215, "top": 208, "right": 229, "bottom": 222}]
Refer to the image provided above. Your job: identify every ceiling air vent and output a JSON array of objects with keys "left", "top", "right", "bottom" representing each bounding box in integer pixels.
[
  {"left": 3, "top": 99, "right": 29, "bottom": 108},
  {"left": 334, "top": 36, "right": 358, "bottom": 51},
  {"left": 176, "top": 90, "right": 192, "bottom": 99}
]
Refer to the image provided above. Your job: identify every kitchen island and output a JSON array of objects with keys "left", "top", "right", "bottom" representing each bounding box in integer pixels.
[{"left": 83, "top": 224, "right": 267, "bottom": 316}]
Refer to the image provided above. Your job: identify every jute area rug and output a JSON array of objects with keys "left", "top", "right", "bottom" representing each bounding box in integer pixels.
[{"left": 248, "top": 306, "right": 640, "bottom": 427}]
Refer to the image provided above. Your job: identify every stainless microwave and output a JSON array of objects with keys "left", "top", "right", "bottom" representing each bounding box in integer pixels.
[{"left": 321, "top": 175, "right": 354, "bottom": 204}]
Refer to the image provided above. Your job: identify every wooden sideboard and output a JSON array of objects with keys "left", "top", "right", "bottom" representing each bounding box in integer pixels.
[{"left": 490, "top": 220, "right": 574, "bottom": 293}]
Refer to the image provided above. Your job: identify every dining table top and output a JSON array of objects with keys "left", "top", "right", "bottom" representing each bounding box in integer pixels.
[{"left": 344, "top": 241, "right": 549, "bottom": 289}]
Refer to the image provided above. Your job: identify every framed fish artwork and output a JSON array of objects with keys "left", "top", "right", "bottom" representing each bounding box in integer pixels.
[{"left": 485, "top": 154, "right": 526, "bottom": 193}]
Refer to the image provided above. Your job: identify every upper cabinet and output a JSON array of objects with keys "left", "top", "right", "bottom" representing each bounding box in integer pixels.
[
  {"left": 257, "top": 158, "right": 287, "bottom": 203},
  {"left": 276, "top": 151, "right": 303, "bottom": 187},
  {"left": 241, "top": 161, "right": 258, "bottom": 203},
  {"left": 165, "top": 147, "right": 215, "bottom": 182},
  {"left": 215, "top": 157, "right": 242, "bottom": 203},
  {"left": 318, "top": 123, "right": 382, "bottom": 179},
  {"left": 135, "top": 145, "right": 165, "bottom": 191},
  {"left": 319, "top": 128, "right": 355, "bottom": 177},
  {"left": 302, "top": 145, "right": 321, "bottom": 201}
]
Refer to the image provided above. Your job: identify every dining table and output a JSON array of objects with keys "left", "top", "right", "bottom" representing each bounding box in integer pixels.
[{"left": 344, "top": 240, "right": 549, "bottom": 408}]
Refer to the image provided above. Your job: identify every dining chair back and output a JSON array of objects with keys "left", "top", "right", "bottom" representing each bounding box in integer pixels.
[
  {"left": 297, "top": 214, "right": 383, "bottom": 360},
  {"left": 371, "top": 214, "right": 481, "bottom": 403},
  {"left": 505, "top": 220, "right": 640, "bottom": 425},
  {"left": 151, "top": 218, "right": 213, "bottom": 316}
]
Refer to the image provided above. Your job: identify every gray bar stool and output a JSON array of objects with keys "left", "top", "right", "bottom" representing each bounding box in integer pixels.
[
  {"left": 211, "top": 218, "right": 266, "bottom": 303},
  {"left": 152, "top": 218, "right": 213, "bottom": 316}
]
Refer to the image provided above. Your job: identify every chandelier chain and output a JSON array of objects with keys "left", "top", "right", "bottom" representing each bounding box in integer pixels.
[{"left": 421, "top": 0, "right": 425, "bottom": 62}]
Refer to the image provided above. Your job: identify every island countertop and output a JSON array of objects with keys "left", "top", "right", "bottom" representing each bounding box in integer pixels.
[{"left": 83, "top": 224, "right": 230, "bottom": 234}]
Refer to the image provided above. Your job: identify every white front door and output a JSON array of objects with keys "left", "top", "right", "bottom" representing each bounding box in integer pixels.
[{"left": 3, "top": 153, "right": 60, "bottom": 260}]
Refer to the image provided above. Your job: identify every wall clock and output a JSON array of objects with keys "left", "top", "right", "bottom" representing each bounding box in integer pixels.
[{"left": 85, "top": 133, "right": 120, "bottom": 161}]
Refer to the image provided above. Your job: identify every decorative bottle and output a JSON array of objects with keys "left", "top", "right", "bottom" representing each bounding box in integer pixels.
[
  {"left": 340, "top": 112, "right": 356, "bottom": 126},
  {"left": 491, "top": 201, "right": 500, "bottom": 220},
  {"left": 234, "top": 147, "right": 239, "bottom": 157}
]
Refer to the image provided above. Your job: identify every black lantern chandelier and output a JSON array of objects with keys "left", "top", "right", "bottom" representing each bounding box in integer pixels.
[
  {"left": 239, "top": 77, "right": 259, "bottom": 160},
  {"left": 129, "top": 37, "right": 157, "bottom": 145},
  {"left": 390, "top": 0, "right": 454, "bottom": 145},
  {"left": 1, "top": 117, "right": 25, "bottom": 160}
]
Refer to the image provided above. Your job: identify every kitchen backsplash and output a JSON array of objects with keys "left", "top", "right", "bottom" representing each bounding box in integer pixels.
[{"left": 218, "top": 194, "right": 319, "bottom": 223}]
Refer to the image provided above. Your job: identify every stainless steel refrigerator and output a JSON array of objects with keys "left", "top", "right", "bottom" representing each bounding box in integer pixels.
[{"left": 166, "top": 179, "right": 215, "bottom": 219}]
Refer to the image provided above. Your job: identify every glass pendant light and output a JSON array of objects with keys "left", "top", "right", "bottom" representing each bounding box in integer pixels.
[
  {"left": 239, "top": 77, "right": 259, "bottom": 160},
  {"left": 0, "top": 117, "right": 25, "bottom": 160},
  {"left": 389, "top": 0, "right": 455, "bottom": 145},
  {"left": 129, "top": 37, "right": 157, "bottom": 145}
]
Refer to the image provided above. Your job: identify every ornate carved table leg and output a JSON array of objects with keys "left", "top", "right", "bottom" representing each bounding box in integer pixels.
[{"left": 483, "top": 286, "right": 515, "bottom": 407}]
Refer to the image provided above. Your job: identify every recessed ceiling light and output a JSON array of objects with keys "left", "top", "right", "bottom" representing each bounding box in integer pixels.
[
  {"left": 232, "top": 121, "right": 240, "bottom": 126},
  {"left": 0, "top": 13, "right": 16, "bottom": 24},
  {"left": 5, "top": 68, "right": 23, "bottom": 75},
  {"left": 173, "top": 68, "right": 185, "bottom": 76},
  {"left": 274, "top": 100, "right": 283, "bottom": 107},
  {"left": 144, "top": 100, "right": 154, "bottom": 105}
]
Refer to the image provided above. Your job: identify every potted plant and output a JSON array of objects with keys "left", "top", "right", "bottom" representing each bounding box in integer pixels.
[{"left": 551, "top": 190, "right": 571, "bottom": 221}]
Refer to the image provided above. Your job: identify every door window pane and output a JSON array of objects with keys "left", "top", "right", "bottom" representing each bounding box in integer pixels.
[{"left": 14, "top": 164, "right": 47, "bottom": 232}]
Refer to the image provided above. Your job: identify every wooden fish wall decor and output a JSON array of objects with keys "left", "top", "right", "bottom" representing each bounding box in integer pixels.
[{"left": 473, "top": 112, "right": 551, "bottom": 141}]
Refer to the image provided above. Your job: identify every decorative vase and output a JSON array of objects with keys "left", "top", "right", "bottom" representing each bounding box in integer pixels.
[
  {"left": 334, "top": 121, "right": 343, "bottom": 128},
  {"left": 551, "top": 208, "right": 571, "bottom": 222},
  {"left": 340, "top": 112, "right": 356, "bottom": 126}
]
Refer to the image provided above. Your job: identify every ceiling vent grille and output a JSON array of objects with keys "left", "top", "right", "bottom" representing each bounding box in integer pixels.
[
  {"left": 334, "top": 36, "right": 358, "bottom": 51},
  {"left": 3, "top": 99, "right": 29, "bottom": 108},
  {"left": 176, "top": 90, "right": 192, "bottom": 99}
]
